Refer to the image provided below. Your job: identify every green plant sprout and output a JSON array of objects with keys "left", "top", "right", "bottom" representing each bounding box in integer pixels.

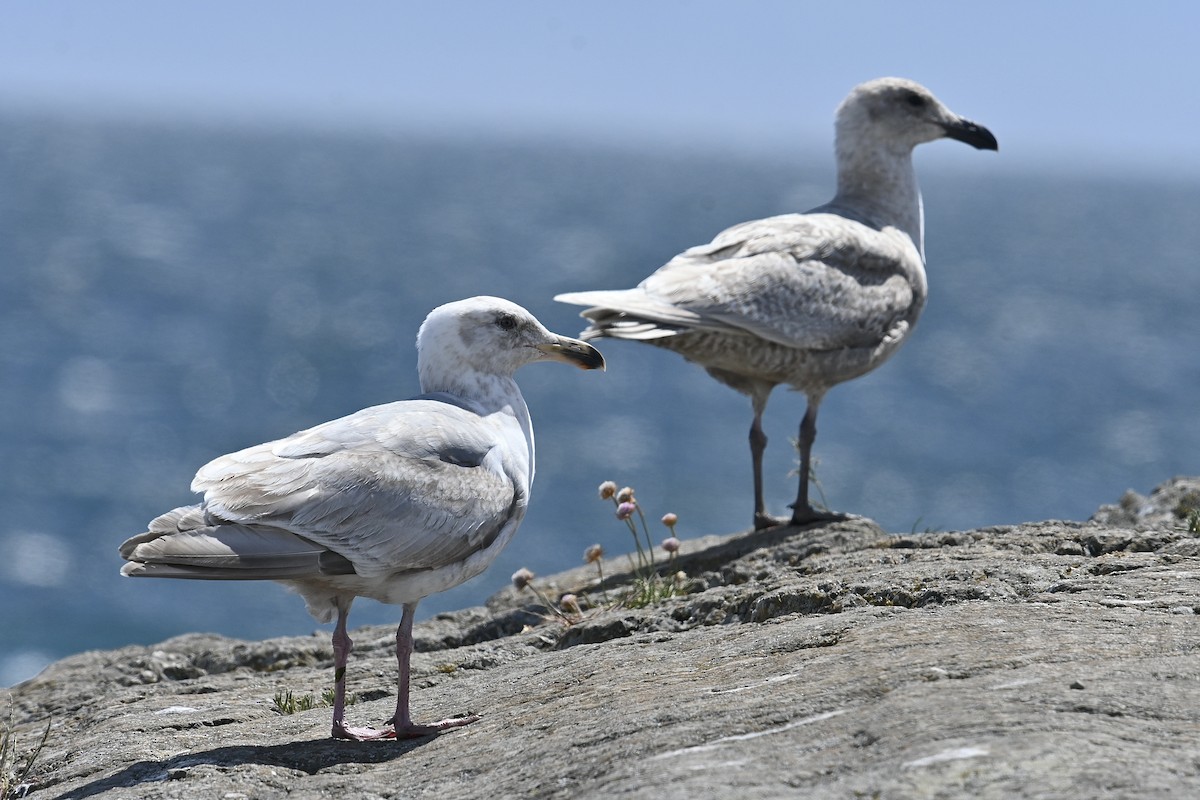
[{"left": 272, "top": 687, "right": 355, "bottom": 715}]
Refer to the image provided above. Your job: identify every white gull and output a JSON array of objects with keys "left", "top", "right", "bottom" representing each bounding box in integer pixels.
[
  {"left": 556, "top": 77, "right": 996, "bottom": 530},
  {"left": 120, "top": 296, "right": 605, "bottom": 740}
]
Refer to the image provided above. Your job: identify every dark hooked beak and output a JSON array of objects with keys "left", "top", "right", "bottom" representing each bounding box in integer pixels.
[{"left": 942, "top": 117, "right": 998, "bottom": 151}]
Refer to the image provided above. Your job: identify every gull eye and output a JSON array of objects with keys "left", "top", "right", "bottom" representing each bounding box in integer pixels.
[
  {"left": 495, "top": 313, "right": 518, "bottom": 331},
  {"left": 904, "top": 90, "right": 926, "bottom": 108}
]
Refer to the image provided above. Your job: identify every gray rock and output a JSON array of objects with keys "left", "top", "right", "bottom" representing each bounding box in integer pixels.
[
  {"left": 9, "top": 478, "right": 1200, "bottom": 799},
  {"left": 1092, "top": 475, "right": 1200, "bottom": 532}
]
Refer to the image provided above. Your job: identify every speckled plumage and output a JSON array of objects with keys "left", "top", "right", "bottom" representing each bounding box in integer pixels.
[
  {"left": 557, "top": 77, "right": 996, "bottom": 529},
  {"left": 120, "top": 296, "right": 604, "bottom": 739}
]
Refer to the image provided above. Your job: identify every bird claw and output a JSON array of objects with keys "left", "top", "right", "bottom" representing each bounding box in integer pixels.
[
  {"left": 393, "top": 713, "right": 482, "bottom": 739},
  {"left": 332, "top": 722, "right": 397, "bottom": 741},
  {"left": 754, "top": 512, "right": 790, "bottom": 530},
  {"left": 787, "top": 506, "right": 849, "bottom": 528},
  {"left": 333, "top": 713, "right": 481, "bottom": 741}
]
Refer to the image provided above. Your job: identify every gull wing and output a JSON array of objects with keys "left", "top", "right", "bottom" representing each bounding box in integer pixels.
[
  {"left": 174, "top": 398, "right": 523, "bottom": 579},
  {"left": 560, "top": 212, "right": 922, "bottom": 352},
  {"left": 119, "top": 505, "right": 357, "bottom": 579}
]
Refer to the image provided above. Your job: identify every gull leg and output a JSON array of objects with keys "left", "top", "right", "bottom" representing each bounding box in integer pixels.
[
  {"left": 743, "top": 387, "right": 791, "bottom": 530},
  {"left": 748, "top": 389, "right": 789, "bottom": 530},
  {"left": 330, "top": 601, "right": 393, "bottom": 741},
  {"left": 789, "top": 396, "right": 845, "bottom": 526},
  {"left": 390, "top": 601, "right": 481, "bottom": 738}
]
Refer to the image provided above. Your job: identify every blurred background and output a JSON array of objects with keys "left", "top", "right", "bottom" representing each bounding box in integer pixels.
[{"left": 2, "top": 1, "right": 1198, "bottom": 686}]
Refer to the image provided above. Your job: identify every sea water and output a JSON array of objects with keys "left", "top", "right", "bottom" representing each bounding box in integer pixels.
[{"left": 2, "top": 112, "right": 1196, "bottom": 685}]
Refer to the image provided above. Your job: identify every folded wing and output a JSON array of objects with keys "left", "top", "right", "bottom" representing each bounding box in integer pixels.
[
  {"left": 559, "top": 213, "right": 920, "bottom": 352},
  {"left": 122, "top": 398, "right": 522, "bottom": 581}
]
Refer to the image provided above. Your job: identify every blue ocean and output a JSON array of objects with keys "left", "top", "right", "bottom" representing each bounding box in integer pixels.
[{"left": 2, "top": 111, "right": 1197, "bottom": 686}]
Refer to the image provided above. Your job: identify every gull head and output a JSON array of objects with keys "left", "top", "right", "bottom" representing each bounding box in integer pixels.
[
  {"left": 418, "top": 296, "right": 605, "bottom": 388},
  {"left": 837, "top": 77, "right": 998, "bottom": 153}
]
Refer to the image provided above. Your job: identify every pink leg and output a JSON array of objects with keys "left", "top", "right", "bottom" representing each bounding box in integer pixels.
[
  {"left": 390, "top": 601, "right": 481, "bottom": 738},
  {"left": 330, "top": 602, "right": 393, "bottom": 741}
]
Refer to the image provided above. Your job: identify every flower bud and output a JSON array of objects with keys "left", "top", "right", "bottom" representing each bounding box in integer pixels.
[
  {"left": 560, "top": 594, "right": 582, "bottom": 615},
  {"left": 511, "top": 567, "right": 535, "bottom": 590}
]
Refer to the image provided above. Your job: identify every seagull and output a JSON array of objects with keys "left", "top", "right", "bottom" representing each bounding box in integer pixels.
[
  {"left": 556, "top": 77, "right": 996, "bottom": 531},
  {"left": 120, "top": 296, "right": 605, "bottom": 740}
]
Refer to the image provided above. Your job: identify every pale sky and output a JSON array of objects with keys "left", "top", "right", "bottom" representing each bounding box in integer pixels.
[{"left": 2, "top": 1, "right": 1198, "bottom": 175}]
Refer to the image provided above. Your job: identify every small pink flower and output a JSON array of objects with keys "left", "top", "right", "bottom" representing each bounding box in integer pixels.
[
  {"left": 598, "top": 481, "right": 617, "bottom": 500},
  {"left": 661, "top": 512, "right": 678, "bottom": 528},
  {"left": 511, "top": 567, "right": 535, "bottom": 590},
  {"left": 616, "top": 502, "right": 636, "bottom": 520},
  {"left": 560, "top": 594, "right": 582, "bottom": 615},
  {"left": 662, "top": 537, "right": 681, "bottom": 554}
]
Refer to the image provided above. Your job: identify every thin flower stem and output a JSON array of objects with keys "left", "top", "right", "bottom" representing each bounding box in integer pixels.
[
  {"left": 527, "top": 584, "right": 571, "bottom": 623},
  {"left": 634, "top": 505, "right": 657, "bottom": 569},
  {"left": 622, "top": 512, "right": 648, "bottom": 568},
  {"left": 595, "top": 560, "right": 609, "bottom": 603}
]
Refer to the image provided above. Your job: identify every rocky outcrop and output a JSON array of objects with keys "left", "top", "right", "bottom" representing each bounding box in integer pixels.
[{"left": 8, "top": 478, "right": 1200, "bottom": 799}]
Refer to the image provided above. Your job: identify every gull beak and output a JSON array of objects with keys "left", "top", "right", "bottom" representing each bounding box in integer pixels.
[
  {"left": 941, "top": 116, "right": 998, "bottom": 151},
  {"left": 537, "top": 335, "right": 606, "bottom": 371}
]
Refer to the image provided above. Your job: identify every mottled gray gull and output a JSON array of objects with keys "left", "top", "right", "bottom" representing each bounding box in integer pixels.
[
  {"left": 557, "top": 77, "right": 996, "bottom": 530},
  {"left": 120, "top": 296, "right": 605, "bottom": 740}
]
